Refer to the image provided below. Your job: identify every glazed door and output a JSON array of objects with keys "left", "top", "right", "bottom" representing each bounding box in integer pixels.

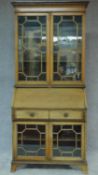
[
  {"left": 51, "top": 13, "right": 85, "bottom": 86},
  {"left": 14, "top": 122, "right": 48, "bottom": 161},
  {"left": 17, "top": 14, "right": 49, "bottom": 85},
  {"left": 50, "top": 122, "right": 85, "bottom": 161}
]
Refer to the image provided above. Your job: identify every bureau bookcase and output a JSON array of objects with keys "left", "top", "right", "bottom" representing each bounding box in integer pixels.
[{"left": 11, "top": 1, "right": 89, "bottom": 174}]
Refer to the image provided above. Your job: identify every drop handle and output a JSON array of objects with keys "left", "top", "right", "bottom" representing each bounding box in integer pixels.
[
  {"left": 29, "top": 112, "right": 35, "bottom": 117},
  {"left": 64, "top": 113, "right": 69, "bottom": 118}
]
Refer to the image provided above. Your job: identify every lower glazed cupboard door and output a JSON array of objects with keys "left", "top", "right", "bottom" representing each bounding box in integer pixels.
[
  {"left": 51, "top": 123, "right": 85, "bottom": 160},
  {"left": 13, "top": 122, "right": 48, "bottom": 160}
]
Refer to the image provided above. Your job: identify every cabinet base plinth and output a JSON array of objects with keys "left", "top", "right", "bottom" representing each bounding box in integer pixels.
[
  {"left": 11, "top": 160, "right": 88, "bottom": 174},
  {"left": 11, "top": 162, "right": 17, "bottom": 172},
  {"left": 71, "top": 161, "right": 88, "bottom": 175},
  {"left": 80, "top": 163, "right": 88, "bottom": 175}
]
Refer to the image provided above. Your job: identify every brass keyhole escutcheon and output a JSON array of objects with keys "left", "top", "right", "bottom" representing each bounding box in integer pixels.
[
  {"left": 64, "top": 113, "right": 69, "bottom": 118},
  {"left": 30, "top": 112, "right": 35, "bottom": 117}
]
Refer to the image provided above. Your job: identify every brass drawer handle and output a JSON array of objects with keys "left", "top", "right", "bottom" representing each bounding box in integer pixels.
[
  {"left": 64, "top": 113, "right": 69, "bottom": 118},
  {"left": 29, "top": 112, "right": 35, "bottom": 117}
]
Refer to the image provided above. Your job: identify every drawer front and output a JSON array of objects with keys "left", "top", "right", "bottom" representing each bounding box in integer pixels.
[
  {"left": 15, "top": 110, "right": 49, "bottom": 119},
  {"left": 50, "top": 110, "right": 83, "bottom": 120}
]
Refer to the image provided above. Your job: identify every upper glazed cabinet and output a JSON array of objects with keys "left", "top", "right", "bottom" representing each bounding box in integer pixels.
[{"left": 14, "top": 1, "right": 88, "bottom": 87}]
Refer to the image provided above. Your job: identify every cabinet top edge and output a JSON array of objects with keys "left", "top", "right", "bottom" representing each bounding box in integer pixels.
[{"left": 11, "top": 1, "right": 89, "bottom": 8}]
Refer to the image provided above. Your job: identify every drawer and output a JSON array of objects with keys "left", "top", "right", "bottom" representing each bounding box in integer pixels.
[
  {"left": 50, "top": 110, "right": 83, "bottom": 120},
  {"left": 15, "top": 110, "right": 49, "bottom": 119}
]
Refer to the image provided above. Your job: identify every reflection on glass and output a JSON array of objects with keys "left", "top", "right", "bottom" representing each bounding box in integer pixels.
[
  {"left": 17, "top": 124, "right": 46, "bottom": 156},
  {"left": 18, "top": 16, "right": 47, "bottom": 81},
  {"left": 53, "top": 16, "right": 82, "bottom": 81},
  {"left": 53, "top": 125, "right": 81, "bottom": 157}
]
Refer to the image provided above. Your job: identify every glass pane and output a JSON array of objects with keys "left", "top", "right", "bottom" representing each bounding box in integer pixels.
[
  {"left": 17, "top": 124, "right": 46, "bottom": 157},
  {"left": 53, "top": 15, "right": 82, "bottom": 81},
  {"left": 18, "top": 16, "right": 47, "bottom": 81},
  {"left": 53, "top": 125, "right": 81, "bottom": 157}
]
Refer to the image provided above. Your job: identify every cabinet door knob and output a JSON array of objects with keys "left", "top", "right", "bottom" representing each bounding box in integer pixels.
[
  {"left": 64, "top": 113, "right": 69, "bottom": 117},
  {"left": 29, "top": 112, "right": 35, "bottom": 117}
]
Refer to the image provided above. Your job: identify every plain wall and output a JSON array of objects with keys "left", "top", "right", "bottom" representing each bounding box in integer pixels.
[{"left": 0, "top": 0, "right": 98, "bottom": 158}]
